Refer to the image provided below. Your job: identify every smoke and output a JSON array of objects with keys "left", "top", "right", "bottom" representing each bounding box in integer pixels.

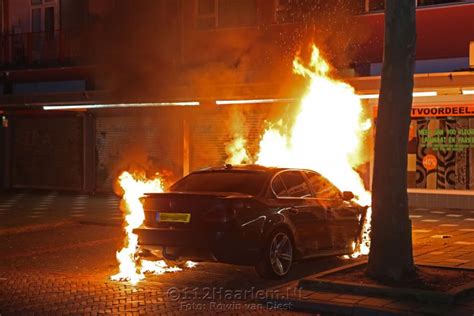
[{"left": 85, "top": 1, "right": 373, "bottom": 183}]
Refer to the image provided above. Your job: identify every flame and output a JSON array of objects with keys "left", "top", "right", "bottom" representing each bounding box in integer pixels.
[
  {"left": 111, "top": 171, "right": 196, "bottom": 284},
  {"left": 225, "top": 107, "right": 251, "bottom": 165},
  {"left": 227, "top": 45, "right": 372, "bottom": 257}
]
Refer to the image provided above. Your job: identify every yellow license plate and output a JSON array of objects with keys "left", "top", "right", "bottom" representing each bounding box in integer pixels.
[{"left": 156, "top": 212, "right": 191, "bottom": 223}]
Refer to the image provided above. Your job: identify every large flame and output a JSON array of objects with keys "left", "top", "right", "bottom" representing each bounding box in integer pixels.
[
  {"left": 230, "top": 45, "right": 372, "bottom": 256},
  {"left": 111, "top": 171, "right": 196, "bottom": 285}
]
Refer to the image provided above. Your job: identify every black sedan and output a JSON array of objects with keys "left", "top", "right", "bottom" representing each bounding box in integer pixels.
[{"left": 134, "top": 164, "right": 367, "bottom": 278}]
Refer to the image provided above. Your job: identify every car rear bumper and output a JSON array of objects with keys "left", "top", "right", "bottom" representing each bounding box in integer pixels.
[{"left": 133, "top": 227, "right": 261, "bottom": 265}]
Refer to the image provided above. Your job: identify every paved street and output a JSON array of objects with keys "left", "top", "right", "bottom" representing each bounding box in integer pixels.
[
  {"left": 0, "top": 190, "right": 122, "bottom": 228},
  {"left": 0, "top": 191, "right": 473, "bottom": 314}
]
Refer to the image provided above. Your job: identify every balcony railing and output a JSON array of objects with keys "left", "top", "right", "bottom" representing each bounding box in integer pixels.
[{"left": 0, "top": 30, "right": 82, "bottom": 67}]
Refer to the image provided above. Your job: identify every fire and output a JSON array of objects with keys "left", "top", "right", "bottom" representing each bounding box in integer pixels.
[
  {"left": 225, "top": 107, "right": 250, "bottom": 165},
  {"left": 229, "top": 45, "right": 372, "bottom": 257},
  {"left": 111, "top": 171, "right": 196, "bottom": 285}
]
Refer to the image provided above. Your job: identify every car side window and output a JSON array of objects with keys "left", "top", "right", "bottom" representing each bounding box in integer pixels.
[
  {"left": 278, "top": 171, "right": 312, "bottom": 198},
  {"left": 271, "top": 175, "right": 287, "bottom": 197},
  {"left": 304, "top": 171, "right": 341, "bottom": 200}
]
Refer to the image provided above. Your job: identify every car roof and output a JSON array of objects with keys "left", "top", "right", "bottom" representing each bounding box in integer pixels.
[
  {"left": 194, "top": 164, "right": 323, "bottom": 175},
  {"left": 196, "top": 164, "right": 282, "bottom": 173}
]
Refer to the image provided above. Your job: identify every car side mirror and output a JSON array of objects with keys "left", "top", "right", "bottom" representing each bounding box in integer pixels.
[{"left": 342, "top": 191, "right": 355, "bottom": 201}]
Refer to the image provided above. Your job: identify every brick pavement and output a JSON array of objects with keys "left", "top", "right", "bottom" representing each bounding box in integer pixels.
[
  {"left": 1, "top": 190, "right": 474, "bottom": 315},
  {"left": 0, "top": 271, "right": 305, "bottom": 315},
  {"left": 410, "top": 207, "right": 474, "bottom": 269},
  {"left": 0, "top": 190, "right": 122, "bottom": 228}
]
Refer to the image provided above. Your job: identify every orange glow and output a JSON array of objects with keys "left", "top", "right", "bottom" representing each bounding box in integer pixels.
[
  {"left": 111, "top": 171, "right": 196, "bottom": 284},
  {"left": 227, "top": 45, "right": 372, "bottom": 257}
]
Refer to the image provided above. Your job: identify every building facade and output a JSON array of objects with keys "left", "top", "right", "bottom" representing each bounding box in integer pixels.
[{"left": 0, "top": 0, "right": 473, "bottom": 208}]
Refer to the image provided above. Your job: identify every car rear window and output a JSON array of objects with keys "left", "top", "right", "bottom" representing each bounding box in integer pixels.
[{"left": 169, "top": 170, "right": 268, "bottom": 195}]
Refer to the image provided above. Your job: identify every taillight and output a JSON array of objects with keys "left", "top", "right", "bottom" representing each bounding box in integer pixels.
[{"left": 205, "top": 207, "right": 237, "bottom": 223}]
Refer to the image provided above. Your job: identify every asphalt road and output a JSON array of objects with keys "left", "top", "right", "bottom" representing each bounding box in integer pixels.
[{"left": 1, "top": 190, "right": 474, "bottom": 314}]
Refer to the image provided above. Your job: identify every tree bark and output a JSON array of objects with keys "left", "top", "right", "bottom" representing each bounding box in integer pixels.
[{"left": 367, "top": 0, "right": 416, "bottom": 281}]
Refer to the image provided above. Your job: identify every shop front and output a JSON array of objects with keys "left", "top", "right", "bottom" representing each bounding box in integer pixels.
[{"left": 407, "top": 103, "right": 474, "bottom": 209}]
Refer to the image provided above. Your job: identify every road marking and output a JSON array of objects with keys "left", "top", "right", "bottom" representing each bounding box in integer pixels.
[
  {"left": 460, "top": 229, "right": 474, "bottom": 232},
  {"left": 430, "top": 211, "right": 446, "bottom": 214},
  {"left": 413, "top": 229, "right": 432, "bottom": 233},
  {"left": 446, "top": 214, "right": 463, "bottom": 217},
  {"left": 464, "top": 218, "right": 474, "bottom": 221},
  {"left": 409, "top": 215, "right": 423, "bottom": 218},
  {"left": 440, "top": 224, "right": 458, "bottom": 227},
  {"left": 454, "top": 241, "right": 474, "bottom": 245},
  {"left": 421, "top": 219, "right": 439, "bottom": 222}
]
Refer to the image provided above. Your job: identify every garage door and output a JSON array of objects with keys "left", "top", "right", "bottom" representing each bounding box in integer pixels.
[{"left": 10, "top": 114, "right": 83, "bottom": 189}]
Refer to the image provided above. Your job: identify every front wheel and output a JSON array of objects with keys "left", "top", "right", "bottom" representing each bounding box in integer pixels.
[{"left": 255, "top": 229, "right": 294, "bottom": 279}]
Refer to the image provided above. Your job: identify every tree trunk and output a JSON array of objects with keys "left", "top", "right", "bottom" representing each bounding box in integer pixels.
[{"left": 367, "top": 0, "right": 416, "bottom": 281}]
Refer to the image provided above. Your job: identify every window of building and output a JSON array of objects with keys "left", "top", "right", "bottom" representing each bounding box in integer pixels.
[
  {"left": 196, "top": 0, "right": 216, "bottom": 29},
  {"left": 418, "top": 0, "right": 471, "bottom": 6},
  {"left": 275, "top": 0, "right": 296, "bottom": 23},
  {"left": 196, "top": 0, "right": 257, "bottom": 30},
  {"left": 31, "top": 0, "right": 57, "bottom": 33},
  {"left": 0, "top": 0, "right": 3, "bottom": 34},
  {"left": 368, "top": 0, "right": 384, "bottom": 11},
  {"left": 360, "top": 0, "right": 471, "bottom": 13}
]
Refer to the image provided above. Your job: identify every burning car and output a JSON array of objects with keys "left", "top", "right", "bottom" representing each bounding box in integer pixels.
[{"left": 133, "top": 164, "right": 367, "bottom": 278}]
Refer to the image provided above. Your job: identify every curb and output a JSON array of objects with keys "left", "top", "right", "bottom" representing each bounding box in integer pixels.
[
  {"left": 262, "top": 297, "right": 419, "bottom": 316},
  {"left": 298, "top": 261, "right": 474, "bottom": 304}
]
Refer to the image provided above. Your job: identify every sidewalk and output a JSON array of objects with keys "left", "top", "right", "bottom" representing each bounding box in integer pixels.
[
  {"left": 264, "top": 280, "right": 474, "bottom": 315},
  {"left": 263, "top": 207, "right": 474, "bottom": 315},
  {"left": 0, "top": 189, "right": 122, "bottom": 229}
]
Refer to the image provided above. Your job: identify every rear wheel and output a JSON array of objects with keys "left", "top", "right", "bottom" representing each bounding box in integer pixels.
[{"left": 255, "top": 229, "right": 294, "bottom": 279}]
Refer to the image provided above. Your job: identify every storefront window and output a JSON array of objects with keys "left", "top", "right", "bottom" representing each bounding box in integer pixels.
[{"left": 407, "top": 113, "right": 474, "bottom": 190}]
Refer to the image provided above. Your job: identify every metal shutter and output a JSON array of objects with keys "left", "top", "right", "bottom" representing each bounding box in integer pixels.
[
  {"left": 10, "top": 114, "right": 83, "bottom": 189},
  {"left": 95, "top": 110, "right": 183, "bottom": 191}
]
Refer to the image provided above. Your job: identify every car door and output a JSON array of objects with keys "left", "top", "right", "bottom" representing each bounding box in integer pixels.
[
  {"left": 273, "top": 170, "right": 328, "bottom": 257},
  {"left": 304, "top": 171, "right": 359, "bottom": 252}
]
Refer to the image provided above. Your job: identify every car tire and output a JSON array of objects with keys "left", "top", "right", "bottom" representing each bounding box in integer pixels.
[{"left": 255, "top": 228, "right": 294, "bottom": 279}]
